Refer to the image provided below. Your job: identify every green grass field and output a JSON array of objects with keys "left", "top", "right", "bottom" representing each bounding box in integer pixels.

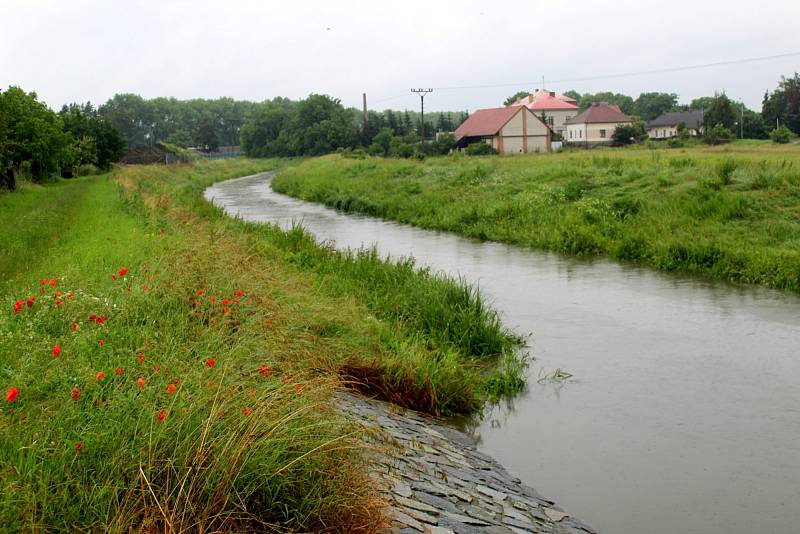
[
  {"left": 0, "top": 160, "right": 521, "bottom": 531},
  {"left": 272, "top": 143, "right": 800, "bottom": 291}
]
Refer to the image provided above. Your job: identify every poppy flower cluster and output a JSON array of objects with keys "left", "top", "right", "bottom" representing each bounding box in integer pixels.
[
  {"left": 111, "top": 267, "right": 129, "bottom": 280},
  {"left": 193, "top": 288, "right": 246, "bottom": 317}
]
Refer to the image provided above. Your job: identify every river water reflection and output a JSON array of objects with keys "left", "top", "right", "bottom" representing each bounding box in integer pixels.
[{"left": 206, "top": 172, "right": 800, "bottom": 534}]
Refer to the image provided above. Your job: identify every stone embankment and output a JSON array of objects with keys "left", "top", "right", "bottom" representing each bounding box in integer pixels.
[{"left": 339, "top": 393, "right": 596, "bottom": 534}]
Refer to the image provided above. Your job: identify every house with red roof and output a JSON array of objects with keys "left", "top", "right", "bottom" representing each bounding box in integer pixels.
[
  {"left": 564, "top": 102, "right": 632, "bottom": 146},
  {"left": 510, "top": 90, "right": 579, "bottom": 136},
  {"left": 454, "top": 106, "right": 551, "bottom": 155}
]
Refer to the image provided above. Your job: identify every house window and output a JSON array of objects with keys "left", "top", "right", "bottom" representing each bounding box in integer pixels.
[
  {"left": 569, "top": 130, "right": 573, "bottom": 139},
  {"left": 599, "top": 129, "right": 606, "bottom": 138},
  {"left": 547, "top": 116, "right": 554, "bottom": 126},
  {"left": 579, "top": 130, "right": 582, "bottom": 138}
]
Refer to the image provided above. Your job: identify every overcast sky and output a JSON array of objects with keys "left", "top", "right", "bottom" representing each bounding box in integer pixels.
[{"left": 2, "top": 0, "right": 798, "bottom": 112}]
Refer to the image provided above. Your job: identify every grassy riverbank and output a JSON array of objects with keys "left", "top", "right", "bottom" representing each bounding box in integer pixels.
[
  {"left": 0, "top": 160, "right": 520, "bottom": 531},
  {"left": 272, "top": 144, "right": 800, "bottom": 291}
]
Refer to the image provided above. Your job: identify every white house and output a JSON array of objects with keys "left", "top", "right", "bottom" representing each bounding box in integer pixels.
[
  {"left": 565, "top": 103, "right": 632, "bottom": 146},
  {"left": 511, "top": 90, "right": 579, "bottom": 137},
  {"left": 454, "top": 106, "right": 551, "bottom": 155}
]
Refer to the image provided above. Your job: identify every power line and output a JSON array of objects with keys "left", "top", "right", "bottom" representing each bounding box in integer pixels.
[{"left": 371, "top": 51, "right": 800, "bottom": 102}]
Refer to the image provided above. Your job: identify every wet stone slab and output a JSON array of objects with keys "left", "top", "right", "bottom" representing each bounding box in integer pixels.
[{"left": 338, "top": 393, "right": 596, "bottom": 534}]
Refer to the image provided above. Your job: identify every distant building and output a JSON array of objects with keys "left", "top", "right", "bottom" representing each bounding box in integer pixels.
[
  {"left": 510, "top": 90, "right": 579, "bottom": 137},
  {"left": 565, "top": 103, "right": 632, "bottom": 146},
  {"left": 454, "top": 106, "right": 551, "bottom": 155},
  {"left": 646, "top": 110, "right": 704, "bottom": 139}
]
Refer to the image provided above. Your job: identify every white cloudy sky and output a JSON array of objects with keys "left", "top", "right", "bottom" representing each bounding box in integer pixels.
[{"left": 1, "top": 0, "right": 798, "bottom": 112}]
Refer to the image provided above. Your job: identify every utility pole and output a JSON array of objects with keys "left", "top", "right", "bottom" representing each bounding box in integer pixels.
[
  {"left": 740, "top": 101, "right": 744, "bottom": 139},
  {"left": 362, "top": 93, "right": 368, "bottom": 124},
  {"left": 411, "top": 88, "right": 433, "bottom": 142}
]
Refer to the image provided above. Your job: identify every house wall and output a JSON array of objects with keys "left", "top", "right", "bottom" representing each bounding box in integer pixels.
[
  {"left": 566, "top": 121, "right": 632, "bottom": 144},
  {"left": 532, "top": 108, "right": 576, "bottom": 135},
  {"left": 647, "top": 126, "right": 701, "bottom": 139},
  {"left": 496, "top": 108, "right": 550, "bottom": 155}
]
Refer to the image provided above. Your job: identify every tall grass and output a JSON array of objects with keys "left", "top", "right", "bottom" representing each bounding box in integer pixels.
[
  {"left": 0, "top": 168, "right": 385, "bottom": 532},
  {"left": 272, "top": 144, "right": 800, "bottom": 291}
]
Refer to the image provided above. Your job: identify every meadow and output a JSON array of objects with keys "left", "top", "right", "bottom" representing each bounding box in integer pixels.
[
  {"left": 0, "top": 160, "right": 520, "bottom": 531},
  {"left": 272, "top": 143, "right": 800, "bottom": 292}
]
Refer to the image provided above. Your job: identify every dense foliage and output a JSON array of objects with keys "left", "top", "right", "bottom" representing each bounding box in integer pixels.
[
  {"left": 0, "top": 87, "right": 124, "bottom": 187},
  {"left": 762, "top": 73, "right": 800, "bottom": 135}
]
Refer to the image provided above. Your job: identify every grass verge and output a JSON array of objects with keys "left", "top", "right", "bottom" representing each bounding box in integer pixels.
[
  {"left": 0, "top": 159, "right": 523, "bottom": 530},
  {"left": 272, "top": 144, "right": 800, "bottom": 291}
]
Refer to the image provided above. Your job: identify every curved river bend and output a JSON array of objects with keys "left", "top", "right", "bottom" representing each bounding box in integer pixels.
[{"left": 206, "top": 172, "right": 800, "bottom": 534}]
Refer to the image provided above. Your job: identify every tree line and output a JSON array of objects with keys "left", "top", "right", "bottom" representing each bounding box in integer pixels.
[{"left": 1, "top": 87, "right": 125, "bottom": 189}]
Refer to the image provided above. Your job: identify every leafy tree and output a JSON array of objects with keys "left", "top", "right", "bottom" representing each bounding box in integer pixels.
[
  {"left": 577, "top": 92, "right": 634, "bottom": 114},
  {"left": 435, "top": 113, "right": 454, "bottom": 132},
  {"left": 164, "top": 129, "right": 193, "bottom": 147},
  {"left": 196, "top": 118, "right": 220, "bottom": 153},
  {"left": 369, "top": 128, "right": 393, "bottom": 157},
  {"left": 503, "top": 91, "right": 530, "bottom": 106},
  {"left": 770, "top": 125, "right": 794, "bottom": 143},
  {"left": 689, "top": 96, "right": 716, "bottom": 111},
  {"left": 612, "top": 122, "right": 647, "bottom": 145},
  {"left": 0, "top": 86, "right": 70, "bottom": 181},
  {"left": 703, "top": 123, "right": 734, "bottom": 145},
  {"left": 563, "top": 90, "right": 581, "bottom": 101},
  {"left": 384, "top": 110, "right": 400, "bottom": 135},
  {"left": 762, "top": 73, "right": 800, "bottom": 135},
  {"left": 240, "top": 103, "right": 291, "bottom": 157},
  {"left": 60, "top": 102, "right": 125, "bottom": 170},
  {"left": 401, "top": 111, "right": 413, "bottom": 134},
  {"left": 632, "top": 92, "right": 678, "bottom": 121},
  {"left": 702, "top": 93, "right": 737, "bottom": 131}
]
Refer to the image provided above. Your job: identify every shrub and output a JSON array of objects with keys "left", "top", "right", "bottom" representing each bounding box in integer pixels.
[
  {"left": 465, "top": 142, "right": 498, "bottom": 156},
  {"left": 716, "top": 158, "right": 738, "bottom": 185},
  {"left": 770, "top": 125, "right": 794, "bottom": 144},
  {"left": 703, "top": 124, "right": 734, "bottom": 145}
]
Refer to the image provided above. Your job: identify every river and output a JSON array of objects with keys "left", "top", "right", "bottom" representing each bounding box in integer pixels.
[{"left": 205, "top": 172, "right": 800, "bottom": 534}]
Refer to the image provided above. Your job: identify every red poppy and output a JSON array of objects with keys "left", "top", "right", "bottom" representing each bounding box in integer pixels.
[
  {"left": 49, "top": 279, "right": 57, "bottom": 287},
  {"left": 96, "top": 372, "right": 106, "bottom": 380},
  {"left": 95, "top": 315, "right": 106, "bottom": 325},
  {"left": 205, "top": 358, "right": 216, "bottom": 368},
  {"left": 5, "top": 386, "right": 19, "bottom": 402},
  {"left": 222, "top": 298, "right": 230, "bottom": 305},
  {"left": 71, "top": 386, "right": 80, "bottom": 401},
  {"left": 54, "top": 300, "right": 63, "bottom": 306},
  {"left": 209, "top": 296, "right": 217, "bottom": 303},
  {"left": 235, "top": 290, "right": 244, "bottom": 297},
  {"left": 295, "top": 385, "right": 304, "bottom": 392},
  {"left": 167, "top": 384, "right": 176, "bottom": 395},
  {"left": 157, "top": 409, "right": 167, "bottom": 422},
  {"left": 72, "top": 322, "right": 79, "bottom": 331},
  {"left": 218, "top": 410, "right": 225, "bottom": 418},
  {"left": 249, "top": 389, "right": 257, "bottom": 397},
  {"left": 259, "top": 364, "right": 271, "bottom": 378},
  {"left": 197, "top": 289, "right": 204, "bottom": 296},
  {"left": 137, "top": 353, "right": 145, "bottom": 363},
  {"left": 115, "top": 368, "right": 123, "bottom": 376},
  {"left": 53, "top": 345, "right": 61, "bottom": 357},
  {"left": 88, "top": 313, "right": 97, "bottom": 321},
  {"left": 54, "top": 291, "right": 63, "bottom": 297},
  {"left": 111, "top": 274, "right": 116, "bottom": 280},
  {"left": 243, "top": 406, "right": 253, "bottom": 416},
  {"left": 40, "top": 278, "right": 47, "bottom": 286},
  {"left": 13, "top": 300, "right": 23, "bottom": 313},
  {"left": 98, "top": 339, "right": 106, "bottom": 346},
  {"left": 26, "top": 296, "right": 35, "bottom": 308},
  {"left": 75, "top": 441, "right": 83, "bottom": 452},
  {"left": 118, "top": 267, "right": 129, "bottom": 277},
  {"left": 137, "top": 377, "right": 145, "bottom": 389}
]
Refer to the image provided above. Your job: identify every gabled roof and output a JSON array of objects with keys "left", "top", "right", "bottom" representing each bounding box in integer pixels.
[
  {"left": 565, "top": 102, "right": 632, "bottom": 125},
  {"left": 515, "top": 91, "right": 579, "bottom": 111},
  {"left": 511, "top": 90, "right": 579, "bottom": 110},
  {"left": 647, "top": 110, "right": 704, "bottom": 129},
  {"left": 454, "top": 106, "right": 524, "bottom": 140}
]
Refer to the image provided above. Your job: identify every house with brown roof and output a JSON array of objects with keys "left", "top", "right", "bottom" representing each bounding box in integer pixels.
[
  {"left": 565, "top": 102, "right": 632, "bottom": 146},
  {"left": 454, "top": 106, "right": 551, "bottom": 155},
  {"left": 510, "top": 90, "right": 579, "bottom": 137}
]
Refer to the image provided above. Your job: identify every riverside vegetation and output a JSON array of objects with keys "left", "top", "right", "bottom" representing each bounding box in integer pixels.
[
  {"left": 0, "top": 160, "right": 523, "bottom": 531},
  {"left": 272, "top": 143, "right": 800, "bottom": 292}
]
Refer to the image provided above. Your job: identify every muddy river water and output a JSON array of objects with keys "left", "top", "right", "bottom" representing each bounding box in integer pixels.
[{"left": 206, "top": 172, "right": 800, "bottom": 534}]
